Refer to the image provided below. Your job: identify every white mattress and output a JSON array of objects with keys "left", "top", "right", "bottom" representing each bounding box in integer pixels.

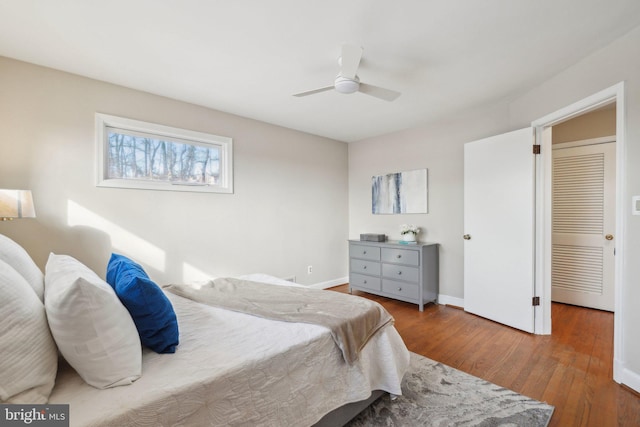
[{"left": 49, "top": 276, "right": 410, "bottom": 426}]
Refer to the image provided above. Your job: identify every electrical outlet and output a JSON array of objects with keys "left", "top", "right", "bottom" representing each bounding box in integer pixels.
[
  {"left": 633, "top": 196, "right": 640, "bottom": 215},
  {"left": 307, "top": 265, "right": 313, "bottom": 274}
]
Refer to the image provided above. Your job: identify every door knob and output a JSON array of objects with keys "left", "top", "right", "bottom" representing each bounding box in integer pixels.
[
  {"left": 605, "top": 234, "right": 614, "bottom": 241},
  {"left": 463, "top": 234, "right": 471, "bottom": 240}
]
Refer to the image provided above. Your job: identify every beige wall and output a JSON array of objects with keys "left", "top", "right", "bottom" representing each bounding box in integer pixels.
[
  {"left": 0, "top": 57, "right": 349, "bottom": 286},
  {"left": 552, "top": 106, "right": 616, "bottom": 144}
]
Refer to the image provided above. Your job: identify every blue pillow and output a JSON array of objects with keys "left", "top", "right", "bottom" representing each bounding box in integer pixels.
[{"left": 106, "top": 253, "right": 179, "bottom": 354}]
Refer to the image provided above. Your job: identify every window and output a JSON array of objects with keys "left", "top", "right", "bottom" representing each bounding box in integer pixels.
[{"left": 95, "top": 114, "right": 233, "bottom": 193}]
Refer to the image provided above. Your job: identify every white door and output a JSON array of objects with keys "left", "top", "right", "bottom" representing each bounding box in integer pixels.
[
  {"left": 464, "top": 128, "right": 536, "bottom": 333},
  {"left": 552, "top": 141, "right": 616, "bottom": 311}
]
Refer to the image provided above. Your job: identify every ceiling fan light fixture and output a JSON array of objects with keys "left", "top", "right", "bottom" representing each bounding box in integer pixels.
[
  {"left": 334, "top": 76, "right": 360, "bottom": 94},
  {"left": 293, "top": 45, "right": 399, "bottom": 101}
]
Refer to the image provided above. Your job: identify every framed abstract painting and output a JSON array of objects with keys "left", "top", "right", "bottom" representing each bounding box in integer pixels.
[{"left": 372, "top": 169, "right": 428, "bottom": 214}]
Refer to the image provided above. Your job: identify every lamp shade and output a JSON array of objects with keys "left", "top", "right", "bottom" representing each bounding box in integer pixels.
[{"left": 0, "top": 189, "right": 36, "bottom": 220}]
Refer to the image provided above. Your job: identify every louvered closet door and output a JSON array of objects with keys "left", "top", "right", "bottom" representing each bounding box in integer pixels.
[{"left": 552, "top": 142, "right": 615, "bottom": 311}]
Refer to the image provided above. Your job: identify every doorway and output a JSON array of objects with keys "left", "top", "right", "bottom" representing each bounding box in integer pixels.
[
  {"left": 461, "top": 83, "right": 627, "bottom": 386},
  {"left": 550, "top": 105, "right": 616, "bottom": 312},
  {"left": 532, "top": 82, "right": 625, "bottom": 385}
]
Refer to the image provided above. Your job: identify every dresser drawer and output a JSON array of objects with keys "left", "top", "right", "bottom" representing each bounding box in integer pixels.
[
  {"left": 381, "top": 248, "right": 419, "bottom": 266},
  {"left": 382, "top": 263, "right": 419, "bottom": 283},
  {"left": 350, "top": 259, "right": 381, "bottom": 276},
  {"left": 350, "top": 273, "right": 381, "bottom": 291},
  {"left": 383, "top": 279, "right": 419, "bottom": 300},
  {"left": 350, "top": 244, "right": 381, "bottom": 261}
]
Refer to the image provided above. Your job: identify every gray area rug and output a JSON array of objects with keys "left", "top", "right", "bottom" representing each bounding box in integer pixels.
[{"left": 347, "top": 352, "right": 554, "bottom": 427}]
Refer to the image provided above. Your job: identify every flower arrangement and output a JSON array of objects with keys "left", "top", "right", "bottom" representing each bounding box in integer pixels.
[{"left": 400, "top": 224, "right": 419, "bottom": 235}]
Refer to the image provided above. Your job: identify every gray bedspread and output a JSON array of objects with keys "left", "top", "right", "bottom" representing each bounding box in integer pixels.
[{"left": 164, "top": 278, "right": 394, "bottom": 364}]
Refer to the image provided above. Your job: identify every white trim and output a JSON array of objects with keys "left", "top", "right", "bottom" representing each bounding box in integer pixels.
[
  {"left": 614, "top": 85, "right": 626, "bottom": 386},
  {"left": 552, "top": 135, "right": 615, "bottom": 150},
  {"left": 532, "top": 85, "right": 619, "bottom": 126},
  {"left": 309, "top": 276, "right": 349, "bottom": 289},
  {"left": 619, "top": 366, "right": 640, "bottom": 394},
  {"left": 437, "top": 294, "right": 464, "bottom": 308},
  {"left": 95, "top": 113, "right": 233, "bottom": 193},
  {"left": 531, "top": 82, "right": 626, "bottom": 386},
  {"left": 533, "top": 126, "right": 552, "bottom": 334}
]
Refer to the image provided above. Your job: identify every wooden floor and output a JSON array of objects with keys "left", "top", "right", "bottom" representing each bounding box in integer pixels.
[{"left": 330, "top": 285, "right": 640, "bottom": 427}]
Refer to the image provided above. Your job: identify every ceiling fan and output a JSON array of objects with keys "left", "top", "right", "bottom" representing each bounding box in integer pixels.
[{"left": 293, "top": 44, "right": 401, "bottom": 102}]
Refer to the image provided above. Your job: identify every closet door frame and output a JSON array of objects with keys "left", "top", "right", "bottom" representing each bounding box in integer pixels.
[{"left": 532, "top": 82, "right": 625, "bottom": 385}]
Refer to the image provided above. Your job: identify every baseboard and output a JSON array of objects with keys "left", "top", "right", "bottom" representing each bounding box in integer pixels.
[
  {"left": 309, "top": 277, "right": 349, "bottom": 290},
  {"left": 619, "top": 364, "right": 640, "bottom": 394},
  {"left": 438, "top": 294, "right": 464, "bottom": 308}
]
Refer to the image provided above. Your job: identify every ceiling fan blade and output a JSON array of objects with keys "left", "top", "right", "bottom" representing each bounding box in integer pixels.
[
  {"left": 293, "top": 85, "right": 334, "bottom": 97},
  {"left": 340, "top": 44, "right": 362, "bottom": 79},
  {"left": 359, "top": 83, "right": 401, "bottom": 101}
]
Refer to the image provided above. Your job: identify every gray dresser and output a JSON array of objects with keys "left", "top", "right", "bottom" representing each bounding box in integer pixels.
[{"left": 348, "top": 240, "right": 438, "bottom": 311}]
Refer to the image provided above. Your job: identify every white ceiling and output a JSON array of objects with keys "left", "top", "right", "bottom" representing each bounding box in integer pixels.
[{"left": 1, "top": 1, "right": 639, "bottom": 142}]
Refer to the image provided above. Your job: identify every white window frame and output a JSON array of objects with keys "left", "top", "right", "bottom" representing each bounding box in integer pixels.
[{"left": 95, "top": 113, "right": 233, "bottom": 193}]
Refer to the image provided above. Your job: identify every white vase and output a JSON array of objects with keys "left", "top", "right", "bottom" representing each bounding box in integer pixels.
[{"left": 402, "top": 233, "right": 416, "bottom": 242}]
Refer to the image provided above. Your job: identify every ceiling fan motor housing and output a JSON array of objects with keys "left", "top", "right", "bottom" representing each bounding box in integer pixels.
[{"left": 334, "top": 75, "right": 360, "bottom": 94}]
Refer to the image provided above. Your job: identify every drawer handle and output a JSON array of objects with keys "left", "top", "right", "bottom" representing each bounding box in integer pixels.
[
  {"left": 397, "top": 287, "right": 402, "bottom": 291},
  {"left": 363, "top": 280, "right": 367, "bottom": 284},
  {"left": 363, "top": 250, "right": 367, "bottom": 254},
  {"left": 363, "top": 266, "right": 367, "bottom": 269},
  {"left": 397, "top": 271, "right": 402, "bottom": 275},
  {"left": 396, "top": 254, "right": 402, "bottom": 259}
]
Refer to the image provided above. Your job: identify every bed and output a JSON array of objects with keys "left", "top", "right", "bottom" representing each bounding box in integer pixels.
[{"left": 0, "top": 234, "right": 410, "bottom": 427}]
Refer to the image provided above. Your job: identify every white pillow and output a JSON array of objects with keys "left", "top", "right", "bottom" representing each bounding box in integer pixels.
[
  {"left": 0, "top": 259, "right": 57, "bottom": 403},
  {"left": 44, "top": 253, "right": 142, "bottom": 389},
  {"left": 0, "top": 234, "right": 44, "bottom": 301}
]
